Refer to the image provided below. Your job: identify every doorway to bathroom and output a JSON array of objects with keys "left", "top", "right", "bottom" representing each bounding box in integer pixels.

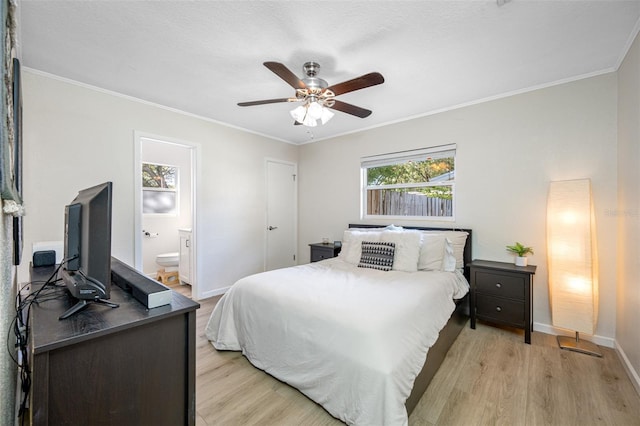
[{"left": 134, "top": 133, "right": 198, "bottom": 299}]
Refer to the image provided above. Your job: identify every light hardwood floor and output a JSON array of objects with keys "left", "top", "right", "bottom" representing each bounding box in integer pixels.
[{"left": 192, "top": 294, "right": 640, "bottom": 426}]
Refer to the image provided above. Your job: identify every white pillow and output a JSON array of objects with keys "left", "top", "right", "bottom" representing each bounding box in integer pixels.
[
  {"left": 380, "top": 230, "right": 421, "bottom": 272},
  {"left": 442, "top": 238, "right": 457, "bottom": 272},
  {"left": 420, "top": 230, "right": 468, "bottom": 270},
  {"left": 443, "top": 231, "right": 468, "bottom": 270},
  {"left": 418, "top": 233, "right": 447, "bottom": 271},
  {"left": 339, "top": 230, "right": 382, "bottom": 265}
]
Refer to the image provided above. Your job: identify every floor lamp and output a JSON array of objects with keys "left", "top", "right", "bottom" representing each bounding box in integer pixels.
[{"left": 547, "top": 179, "right": 602, "bottom": 357}]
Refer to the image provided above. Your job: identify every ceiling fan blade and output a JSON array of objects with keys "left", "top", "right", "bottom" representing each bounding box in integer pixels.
[
  {"left": 264, "top": 62, "right": 307, "bottom": 90},
  {"left": 329, "top": 100, "right": 372, "bottom": 118},
  {"left": 326, "top": 72, "right": 384, "bottom": 96},
  {"left": 237, "top": 98, "right": 291, "bottom": 107}
]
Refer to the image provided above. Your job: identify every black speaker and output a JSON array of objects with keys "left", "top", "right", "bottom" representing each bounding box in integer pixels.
[
  {"left": 111, "top": 257, "right": 172, "bottom": 309},
  {"left": 33, "top": 250, "right": 56, "bottom": 267}
]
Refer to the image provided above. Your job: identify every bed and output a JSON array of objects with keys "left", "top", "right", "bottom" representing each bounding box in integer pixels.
[{"left": 205, "top": 224, "right": 472, "bottom": 425}]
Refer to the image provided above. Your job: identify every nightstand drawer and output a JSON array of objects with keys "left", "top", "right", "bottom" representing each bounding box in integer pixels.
[
  {"left": 476, "top": 294, "right": 525, "bottom": 326},
  {"left": 311, "top": 246, "right": 334, "bottom": 262},
  {"left": 309, "top": 243, "right": 341, "bottom": 262},
  {"left": 475, "top": 271, "right": 525, "bottom": 300}
]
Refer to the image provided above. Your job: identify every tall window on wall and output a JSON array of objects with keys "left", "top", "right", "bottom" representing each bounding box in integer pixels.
[
  {"left": 142, "top": 163, "right": 178, "bottom": 214},
  {"left": 361, "top": 144, "right": 456, "bottom": 219}
]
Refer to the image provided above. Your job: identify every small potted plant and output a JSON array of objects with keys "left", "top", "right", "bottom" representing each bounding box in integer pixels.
[{"left": 506, "top": 242, "right": 534, "bottom": 266}]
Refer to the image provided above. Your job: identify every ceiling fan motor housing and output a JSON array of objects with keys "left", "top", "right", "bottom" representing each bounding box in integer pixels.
[
  {"left": 302, "top": 61, "right": 328, "bottom": 91},
  {"left": 303, "top": 61, "right": 320, "bottom": 77}
]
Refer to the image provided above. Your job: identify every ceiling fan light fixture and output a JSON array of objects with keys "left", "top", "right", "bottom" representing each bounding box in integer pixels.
[
  {"left": 290, "top": 105, "right": 307, "bottom": 122},
  {"left": 302, "top": 115, "right": 318, "bottom": 127},
  {"left": 306, "top": 101, "right": 324, "bottom": 120},
  {"left": 290, "top": 100, "right": 333, "bottom": 127},
  {"left": 320, "top": 107, "right": 334, "bottom": 125}
]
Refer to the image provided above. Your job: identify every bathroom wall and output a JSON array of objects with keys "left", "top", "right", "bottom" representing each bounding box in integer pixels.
[{"left": 141, "top": 138, "right": 192, "bottom": 276}]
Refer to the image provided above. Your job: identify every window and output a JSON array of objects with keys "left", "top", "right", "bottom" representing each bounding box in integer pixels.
[
  {"left": 142, "top": 163, "right": 178, "bottom": 214},
  {"left": 361, "top": 144, "right": 456, "bottom": 219}
]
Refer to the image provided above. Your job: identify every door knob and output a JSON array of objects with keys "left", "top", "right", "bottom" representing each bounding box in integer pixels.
[{"left": 268, "top": 226, "right": 278, "bottom": 230}]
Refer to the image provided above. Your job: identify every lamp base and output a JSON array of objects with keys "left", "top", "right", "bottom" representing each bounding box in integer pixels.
[{"left": 557, "top": 332, "right": 602, "bottom": 357}]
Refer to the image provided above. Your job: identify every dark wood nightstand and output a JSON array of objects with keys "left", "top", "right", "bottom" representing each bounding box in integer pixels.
[
  {"left": 309, "top": 242, "right": 341, "bottom": 262},
  {"left": 469, "top": 260, "right": 537, "bottom": 344}
]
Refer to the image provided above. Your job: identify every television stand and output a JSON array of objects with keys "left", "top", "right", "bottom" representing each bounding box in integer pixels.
[
  {"left": 58, "top": 298, "right": 120, "bottom": 320},
  {"left": 29, "top": 264, "right": 199, "bottom": 425}
]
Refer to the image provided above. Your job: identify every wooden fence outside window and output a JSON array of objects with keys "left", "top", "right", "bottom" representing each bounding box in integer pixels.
[{"left": 367, "top": 189, "right": 452, "bottom": 217}]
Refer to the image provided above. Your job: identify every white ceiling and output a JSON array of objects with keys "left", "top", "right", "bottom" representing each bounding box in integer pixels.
[{"left": 19, "top": 1, "right": 640, "bottom": 145}]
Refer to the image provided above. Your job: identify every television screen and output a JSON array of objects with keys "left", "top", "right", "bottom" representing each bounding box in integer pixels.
[{"left": 60, "top": 181, "right": 118, "bottom": 319}]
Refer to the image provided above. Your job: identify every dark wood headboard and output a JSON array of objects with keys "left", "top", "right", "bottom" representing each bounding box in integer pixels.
[{"left": 348, "top": 224, "right": 473, "bottom": 280}]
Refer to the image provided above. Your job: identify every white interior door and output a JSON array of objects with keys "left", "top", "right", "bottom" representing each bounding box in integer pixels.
[{"left": 265, "top": 160, "right": 297, "bottom": 271}]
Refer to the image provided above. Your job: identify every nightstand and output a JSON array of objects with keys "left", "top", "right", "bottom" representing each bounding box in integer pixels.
[
  {"left": 309, "top": 242, "right": 341, "bottom": 262},
  {"left": 469, "top": 260, "right": 537, "bottom": 344}
]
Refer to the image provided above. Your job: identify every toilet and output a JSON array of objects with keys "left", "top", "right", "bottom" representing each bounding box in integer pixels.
[
  {"left": 156, "top": 252, "right": 179, "bottom": 284},
  {"left": 156, "top": 252, "right": 179, "bottom": 268}
]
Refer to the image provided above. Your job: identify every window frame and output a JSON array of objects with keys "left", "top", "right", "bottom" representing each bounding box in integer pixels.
[
  {"left": 142, "top": 162, "right": 179, "bottom": 215},
  {"left": 360, "top": 144, "right": 456, "bottom": 221}
]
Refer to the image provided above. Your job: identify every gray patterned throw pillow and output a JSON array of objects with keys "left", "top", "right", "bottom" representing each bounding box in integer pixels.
[{"left": 358, "top": 241, "right": 395, "bottom": 271}]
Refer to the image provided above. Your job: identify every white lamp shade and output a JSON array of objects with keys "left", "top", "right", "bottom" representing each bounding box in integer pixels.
[
  {"left": 290, "top": 105, "right": 307, "bottom": 122},
  {"left": 547, "top": 179, "right": 599, "bottom": 335},
  {"left": 320, "top": 107, "right": 334, "bottom": 124},
  {"left": 306, "top": 101, "right": 323, "bottom": 120},
  {"left": 302, "top": 116, "right": 317, "bottom": 127}
]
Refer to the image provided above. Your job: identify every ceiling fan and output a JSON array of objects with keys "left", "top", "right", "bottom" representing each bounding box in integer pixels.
[{"left": 237, "top": 61, "right": 384, "bottom": 127}]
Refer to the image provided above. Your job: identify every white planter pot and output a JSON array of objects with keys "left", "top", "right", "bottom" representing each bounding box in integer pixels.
[{"left": 515, "top": 256, "right": 528, "bottom": 267}]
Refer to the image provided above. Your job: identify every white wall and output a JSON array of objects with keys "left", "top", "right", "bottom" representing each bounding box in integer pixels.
[
  {"left": 141, "top": 139, "right": 192, "bottom": 276},
  {"left": 20, "top": 70, "right": 298, "bottom": 298},
  {"left": 298, "top": 74, "right": 618, "bottom": 343},
  {"left": 617, "top": 31, "right": 640, "bottom": 391}
]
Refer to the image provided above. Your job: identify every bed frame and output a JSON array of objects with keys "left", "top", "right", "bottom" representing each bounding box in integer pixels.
[{"left": 348, "top": 224, "right": 472, "bottom": 415}]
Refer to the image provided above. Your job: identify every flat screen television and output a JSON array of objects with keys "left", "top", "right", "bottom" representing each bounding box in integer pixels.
[{"left": 59, "top": 181, "right": 118, "bottom": 319}]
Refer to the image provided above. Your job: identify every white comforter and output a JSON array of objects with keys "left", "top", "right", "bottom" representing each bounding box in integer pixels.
[{"left": 205, "top": 258, "right": 469, "bottom": 426}]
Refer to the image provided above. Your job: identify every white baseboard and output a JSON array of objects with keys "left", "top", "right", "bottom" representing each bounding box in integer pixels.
[
  {"left": 199, "top": 286, "right": 230, "bottom": 300},
  {"left": 615, "top": 341, "right": 640, "bottom": 397},
  {"left": 533, "top": 322, "right": 615, "bottom": 348}
]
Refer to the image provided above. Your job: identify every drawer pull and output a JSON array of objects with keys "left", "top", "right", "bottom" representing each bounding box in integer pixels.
[
  {"left": 496, "top": 283, "right": 502, "bottom": 288},
  {"left": 496, "top": 306, "right": 502, "bottom": 312}
]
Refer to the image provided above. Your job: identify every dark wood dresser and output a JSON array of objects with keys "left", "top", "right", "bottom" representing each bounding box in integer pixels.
[
  {"left": 469, "top": 260, "right": 536, "bottom": 344},
  {"left": 28, "top": 264, "right": 200, "bottom": 425}
]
